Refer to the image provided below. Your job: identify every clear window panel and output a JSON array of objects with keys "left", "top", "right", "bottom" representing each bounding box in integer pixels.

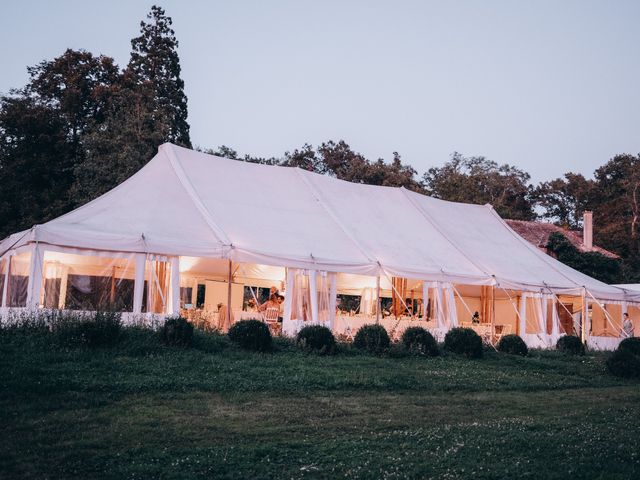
[
  {"left": 8, "top": 251, "right": 30, "bottom": 307},
  {"left": 42, "top": 251, "right": 136, "bottom": 312}
]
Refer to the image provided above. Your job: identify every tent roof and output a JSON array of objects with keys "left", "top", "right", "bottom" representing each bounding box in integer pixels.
[{"left": 2, "top": 143, "right": 638, "bottom": 301}]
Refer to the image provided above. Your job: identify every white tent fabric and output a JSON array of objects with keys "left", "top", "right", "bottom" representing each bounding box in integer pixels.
[{"left": 1, "top": 143, "right": 639, "bottom": 303}]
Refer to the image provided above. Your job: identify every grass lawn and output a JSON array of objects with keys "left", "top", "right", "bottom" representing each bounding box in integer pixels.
[{"left": 1, "top": 329, "right": 639, "bottom": 479}]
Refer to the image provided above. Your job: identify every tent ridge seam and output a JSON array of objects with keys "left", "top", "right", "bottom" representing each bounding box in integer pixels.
[
  {"left": 400, "top": 189, "right": 491, "bottom": 278},
  {"left": 485, "top": 207, "right": 587, "bottom": 290},
  {"left": 294, "top": 169, "right": 377, "bottom": 266},
  {"left": 164, "top": 145, "right": 232, "bottom": 247}
]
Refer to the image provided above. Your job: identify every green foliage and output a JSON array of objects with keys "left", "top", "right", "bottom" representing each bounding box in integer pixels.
[
  {"left": 52, "top": 311, "right": 122, "bottom": 348},
  {"left": 0, "top": 49, "right": 119, "bottom": 236},
  {"left": 73, "top": 79, "right": 167, "bottom": 205},
  {"left": 592, "top": 154, "right": 640, "bottom": 263},
  {"left": 618, "top": 337, "right": 640, "bottom": 356},
  {"left": 228, "top": 320, "right": 272, "bottom": 352},
  {"left": 401, "top": 327, "right": 439, "bottom": 356},
  {"left": 422, "top": 152, "right": 536, "bottom": 220},
  {"left": 443, "top": 327, "right": 483, "bottom": 358},
  {"left": 496, "top": 334, "right": 528, "bottom": 356},
  {"left": 353, "top": 324, "right": 390, "bottom": 353},
  {"left": 161, "top": 316, "right": 194, "bottom": 347},
  {"left": 296, "top": 325, "right": 336, "bottom": 355},
  {"left": 536, "top": 154, "right": 640, "bottom": 281},
  {"left": 535, "top": 173, "right": 594, "bottom": 229},
  {"left": 606, "top": 348, "right": 640, "bottom": 378},
  {"left": 546, "top": 232, "right": 623, "bottom": 283},
  {"left": 0, "top": 6, "right": 190, "bottom": 238},
  {"left": 117, "top": 326, "right": 163, "bottom": 356},
  {"left": 3, "top": 329, "right": 639, "bottom": 479},
  {"left": 128, "top": 5, "right": 190, "bottom": 147},
  {"left": 556, "top": 335, "right": 585, "bottom": 355},
  {"left": 192, "top": 329, "right": 232, "bottom": 354}
]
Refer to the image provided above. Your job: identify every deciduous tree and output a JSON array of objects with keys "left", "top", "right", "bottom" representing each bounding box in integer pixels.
[{"left": 422, "top": 152, "right": 536, "bottom": 220}]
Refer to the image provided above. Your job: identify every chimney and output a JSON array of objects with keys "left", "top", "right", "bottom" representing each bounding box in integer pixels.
[{"left": 583, "top": 211, "right": 593, "bottom": 250}]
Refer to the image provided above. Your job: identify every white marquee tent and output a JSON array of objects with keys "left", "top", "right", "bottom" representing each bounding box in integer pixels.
[{"left": 1, "top": 143, "right": 638, "bottom": 349}]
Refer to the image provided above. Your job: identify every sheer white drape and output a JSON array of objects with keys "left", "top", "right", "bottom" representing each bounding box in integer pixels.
[
  {"left": 317, "top": 271, "right": 331, "bottom": 325},
  {"left": 429, "top": 282, "right": 458, "bottom": 330},
  {"left": 432, "top": 282, "right": 446, "bottom": 329},
  {"left": 443, "top": 283, "right": 458, "bottom": 328},
  {"left": 422, "top": 282, "right": 429, "bottom": 321},
  {"left": 518, "top": 292, "right": 563, "bottom": 348},
  {"left": 282, "top": 268, "right": 336, "bottom": 335},
  {"left": 360, "top": 287, "right": 376, "bottom": 316},
  {"left": 328, "top": 273, "right": 337, "bottom": 329},
  {"left": 282, "top": 269, "right": 312, "bottom": 336},
  {"left": 282, "top": 268, "right": 296, "bottom": 336}
]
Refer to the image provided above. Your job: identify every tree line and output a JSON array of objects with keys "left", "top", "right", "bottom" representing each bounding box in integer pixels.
[{"left": 1, "top": 6, "right": 639, "bottom": 282}]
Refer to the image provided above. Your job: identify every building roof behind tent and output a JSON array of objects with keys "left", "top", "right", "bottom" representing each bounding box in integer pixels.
[{"left": 505, "top": 220, "right": 619, "bottom": 259}]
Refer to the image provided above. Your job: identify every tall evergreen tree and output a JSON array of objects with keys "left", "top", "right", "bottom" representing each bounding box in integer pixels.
[
  {"left": 128, "top": 5, "right": 191, "bottom": 147},
  {"left": 74, "top": 6, "right": 192, "bottom": 205}
]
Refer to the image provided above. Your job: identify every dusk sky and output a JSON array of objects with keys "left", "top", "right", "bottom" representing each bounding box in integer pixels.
[{"left": 1, "top": 0, "right": 639, "bottom": 182}]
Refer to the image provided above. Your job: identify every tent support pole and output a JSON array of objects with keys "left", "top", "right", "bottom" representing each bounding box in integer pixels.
[
  {"left": 26, "top": 244, "right": 44, "bottom": 310},
  {"left": 133, "top": 254, "right": 146, "bottom": 314},
  {"left": 376, "top": 275, "right": 381, "bottom": 324},
  {"left": 227, "top": 259, "right": 232, "bottom": 327},
  {"left": 491, "top": 284, "right": 496, "bottom": 345}
]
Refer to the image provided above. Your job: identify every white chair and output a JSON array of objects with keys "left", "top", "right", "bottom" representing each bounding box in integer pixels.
[
  {"left": 263, "top": 307, "right": 281, "bottom": 335},
  {"left": 263, "top": 307, "right": 279, "bottom": 322}
]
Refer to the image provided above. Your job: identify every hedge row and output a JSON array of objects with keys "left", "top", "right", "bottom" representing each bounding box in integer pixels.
[{"left": 4, "top": 314, "right": 638, "bottom": 378}]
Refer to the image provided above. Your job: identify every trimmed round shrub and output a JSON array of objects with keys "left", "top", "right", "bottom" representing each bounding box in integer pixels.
[
  {"left": 353, "top": 324, "right": 390, "bottom": 353},
  {"left": 401, "top": 327, "right": 439, "bottom": 356},
  {"left": 228, "top": 319, "right": 272, "bottom": 352},
  {"left": 296, "top": 325, "right": 336, "bottom": 355},
  {"left": 496, "top": 334, "right": 528, "bottom": 356},
  {"left": 556, "top": 335, "right": 585, "bottom": 355},
  {"left": 618, "top": 337, "right": 640, "bottom": 356},
  {"left": 161, "top": 316, "right": 194, "bottom": 347},
  {"left": 606, "top": 348, "right": 640, "bottom": 378},
  {"left": 443, "top": 327, "right": 483, "bottom": 358}
]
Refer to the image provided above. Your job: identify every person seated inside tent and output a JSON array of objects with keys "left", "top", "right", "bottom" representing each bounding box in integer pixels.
[
  {"left": 623, "top": 312, "right": 635, "bottom": 337},
  {"left": 246, "top": 298, "right": 258, "bottom": 312},
  {"left": 277, "top": 294, "right": 285, "bottom": 323},
  {"left": 415, "top": 298, "right": 424, "bottom": 317},
  {"left": 472, "top": 311, "right": 481, "bottom": 325},
  {"left": 257, "top": 293, "right": 280, "bottom": 313}
]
